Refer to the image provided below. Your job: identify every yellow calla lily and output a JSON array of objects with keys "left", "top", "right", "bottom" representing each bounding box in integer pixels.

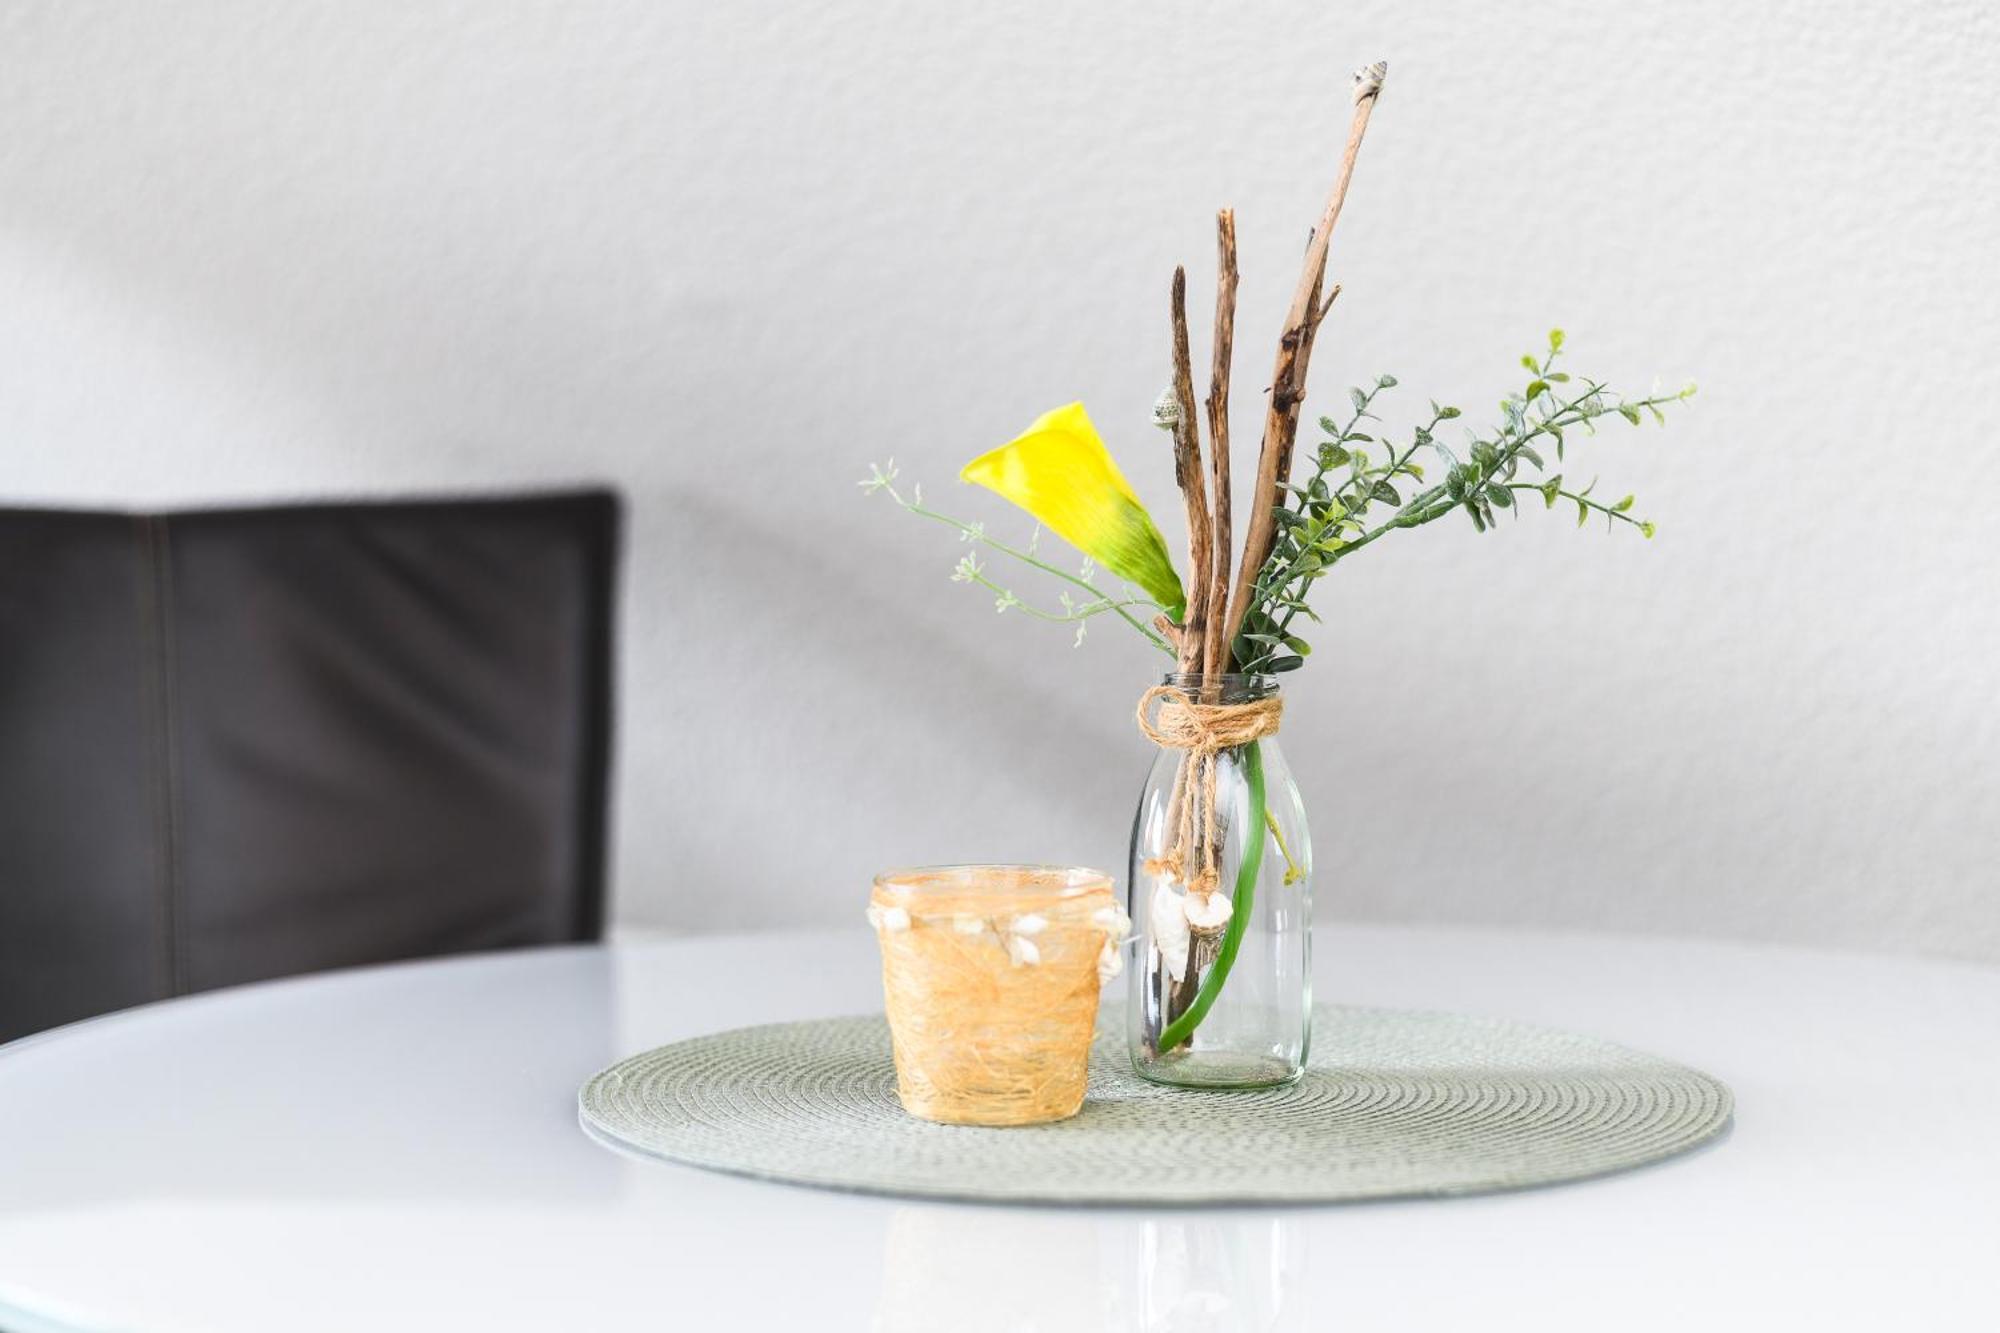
[{"left": 961, "top": 402, "right": 1186, "bottom": 620}]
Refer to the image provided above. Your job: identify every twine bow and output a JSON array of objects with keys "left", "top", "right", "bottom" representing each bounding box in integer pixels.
[{"left": 1134, "top": 684, "right": 1282, "bottom": 900}]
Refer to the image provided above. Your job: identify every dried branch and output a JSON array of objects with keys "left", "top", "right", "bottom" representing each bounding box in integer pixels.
[
  {"left": 1168, "top": 266, "right": 1211, "bottom": 674},
  {"left": 1202, "top": 209, "right": 1239, "bottom": 677},
  {"left": 1313, "top": 282, "right": 1342, "bottom": 332},
  {"left": 1224, "top": 60, "right": 1387, "bottom": 654}
]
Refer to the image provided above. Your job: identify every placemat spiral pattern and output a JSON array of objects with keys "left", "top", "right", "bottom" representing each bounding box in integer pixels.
[{"left": 578, "top": 1005, "right": 1732, "bottom": 1204}]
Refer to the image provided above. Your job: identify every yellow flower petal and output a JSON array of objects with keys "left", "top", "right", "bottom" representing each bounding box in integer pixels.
[{"left": 960, "top": 403, "right": 1186, "bottom": 619}]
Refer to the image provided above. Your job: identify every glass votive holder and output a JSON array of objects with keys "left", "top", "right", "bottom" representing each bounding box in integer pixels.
[{"left": 868, "top": 864, "right": 1128, "bottom": 1126}]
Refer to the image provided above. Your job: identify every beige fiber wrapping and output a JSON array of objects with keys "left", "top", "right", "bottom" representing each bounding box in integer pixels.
[{"left": 869, "top": 865, "right": 1124, "bottom": 1127}]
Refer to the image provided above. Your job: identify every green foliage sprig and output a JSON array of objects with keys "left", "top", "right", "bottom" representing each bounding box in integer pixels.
[{"left": 1232, "top": 330, "right": 1695, "bottom": 673}]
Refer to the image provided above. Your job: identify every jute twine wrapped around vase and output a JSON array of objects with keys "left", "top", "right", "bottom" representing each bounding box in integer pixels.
[
  {"left": 868, "top": 866, "right": 1128, "bottom": 1126},
  {"left": 1135, "top": 683, "right": 1283, "bottom": 902}
]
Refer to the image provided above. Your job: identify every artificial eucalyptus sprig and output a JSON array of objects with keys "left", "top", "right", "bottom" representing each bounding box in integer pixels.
[{"left": 1232, "top": 329, "right": 1696, "bottom": 673}]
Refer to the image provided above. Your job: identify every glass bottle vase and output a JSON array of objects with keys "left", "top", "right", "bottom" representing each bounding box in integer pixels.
[{"left": 1127, "top": 673, "right": 1312, "bottom": 1087}]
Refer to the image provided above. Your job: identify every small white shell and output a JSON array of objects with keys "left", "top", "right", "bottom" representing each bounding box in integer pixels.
[
  {"left": 1352, "top": 60, "right": 1388, "bottom": 103},
  {"left": 1150, "top": 880, "right": 1190, "bottom": 983},
  {"left": 1007, "top": 934, "right": 1041, "bottom": 967},
  {"left": 1184, "top": 893, "right": 1232, "bottom": 932},
  {"left": 1090, "top": 905, "right": 1131, "bottom": 938},
  {"left": 1009, "top": 913, "right": 1049, "bottom": 936},
  {"left": 1097, "top": 939, "right": 1124, "bottom": 982},
  {"left": 865, "top": 904, "right": 911, "bottom": 933}
]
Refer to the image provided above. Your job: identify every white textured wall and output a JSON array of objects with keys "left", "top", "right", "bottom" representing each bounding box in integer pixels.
[{"left": 4, "top": 1, "right": 1997, "bottom": 960}]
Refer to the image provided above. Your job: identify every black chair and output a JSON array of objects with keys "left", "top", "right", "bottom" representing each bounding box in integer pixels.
[{"left": 0, "top": 491, "right": 618, "bottom": 1043}]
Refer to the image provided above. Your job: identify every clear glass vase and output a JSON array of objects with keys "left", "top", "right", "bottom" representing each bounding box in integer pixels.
[{"left": 1128, "top": 673, "right": 1312, "bottom": 1087}]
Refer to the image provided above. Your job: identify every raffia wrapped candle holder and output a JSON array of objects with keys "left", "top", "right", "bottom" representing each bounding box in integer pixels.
[{"left": 867, "top": 864, "right": 1128, "bottom": 1126}]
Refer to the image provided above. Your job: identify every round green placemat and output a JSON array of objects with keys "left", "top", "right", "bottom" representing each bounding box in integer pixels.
[{"left": 577, "top": 1005, "right": 1732, "bottom": 1204}]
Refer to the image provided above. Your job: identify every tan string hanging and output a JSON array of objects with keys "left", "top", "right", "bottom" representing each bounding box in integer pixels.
[{"left": 1134, "top": 684, "right": 1283, "bottom": 899}]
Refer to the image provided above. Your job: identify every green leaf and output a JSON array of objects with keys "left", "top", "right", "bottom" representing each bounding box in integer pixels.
[
  {"left": 1547, "top": 371, "right": 1571, "bottom": 383},
  {"left": 1540, "top": 479, "right": 1560, "bottom": 508},
  {"left": 1526, "top": 380, "right": 1550, "bottom": 401},
  {"left": 1268, "top": 654, "right": 1306, "bottom": 672},
  {"left": 1318, "top": 415, "right": 1343, "bottom": 435},
  {"left": 1371, "top": 481, "right": 1401, "bottom": 506},
  {"left": 1377, "top": 374, "right": 1398, "bottom": 388},
  {"left": 1640, "top": 520, "right": 1657, "bottom": 539},
  {"left": 1349, "top": 386, "right": 1369, "bottom": 412},
  {"left": 1517, "top": 444, "right": 1545, "bottom": 469},
  {"left": 1575, "top": 499, "right": 1589, "bottom": 528},
  {"left": 1446, "top": 470, "right": 1468, "bottom": 500},
  {"left": 1467, "top": 503, "right": 1487, "bottom": 533},
  {"left": 1319, "top": 444, "right": 1351, "bottom": 468},
  {"left": 1521, "top": 354, "right": 1539, "bottom": 371},
  {"left": 1487, "top": 485, "right": 1513, "bottom": 509},
  {"left": 1281, "top": 634, "right": 1312, "bottom": 656},
  {"left": 1617, "top": 404, "right": 1642, "bottom": 426},
  {"left": 1438, "top": 405, "right": 1461, "bottom": 420},
  {"left": 1647, "top": 402, "right": 1667, "bottom": 425},
  {"left": 1549, "top": 328, "right": 1566, "bottom": 352},
  {"left": 1613, "top": 494, "right": 1636, "bottom": 513}
]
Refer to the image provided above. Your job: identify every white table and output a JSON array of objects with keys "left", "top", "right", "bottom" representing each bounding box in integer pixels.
[{"left": 0, "top": 925, "right": 1994, "bottom": 1332}]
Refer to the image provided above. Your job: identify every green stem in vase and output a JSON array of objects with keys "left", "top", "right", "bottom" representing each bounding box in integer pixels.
[
  {"left": 1157, "top": 739, "right": 1266, "bottom": 1053},
  {"left": 1263, "top": 809, "right": 1304, "bottom": 885}
]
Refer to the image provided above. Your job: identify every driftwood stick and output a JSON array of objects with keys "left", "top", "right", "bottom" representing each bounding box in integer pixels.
[
  {"left": 1285, "top": 262, "right": 1325, "bottom": 489},
  {"left": 1202, "top": 209, "right": 1239, "bottom": 677},
  {"left": 1279, "top": 273, "right": 1342, "bottom": 488},
  {"left": 1224, "top": 60, "right": 1387, "bottom": 650},
  {"left": 1168, "top": 266, "right": 1210, "bottom": 675},
  {"left": 1313, "top": 282, "right": 1343, "bottom": 333}
]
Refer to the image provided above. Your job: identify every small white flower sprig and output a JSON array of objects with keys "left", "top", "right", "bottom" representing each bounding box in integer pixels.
[{"left": 866, "top": 901, "right": 1132, "bottom": 982}]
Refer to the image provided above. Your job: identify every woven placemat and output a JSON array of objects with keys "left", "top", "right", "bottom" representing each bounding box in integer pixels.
[{"left": 577, "top": 1005, "right": 1732, "bottom": 1204}]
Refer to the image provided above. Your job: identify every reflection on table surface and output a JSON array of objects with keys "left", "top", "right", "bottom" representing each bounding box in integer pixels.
[{"left": 875, "top": 1204, "right": 1308, "bottom": 1332}]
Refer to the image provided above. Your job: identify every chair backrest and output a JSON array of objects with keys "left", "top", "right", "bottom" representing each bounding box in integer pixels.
[{"left": 0, "top": 491, "right": 618, "bottom": 1042}]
